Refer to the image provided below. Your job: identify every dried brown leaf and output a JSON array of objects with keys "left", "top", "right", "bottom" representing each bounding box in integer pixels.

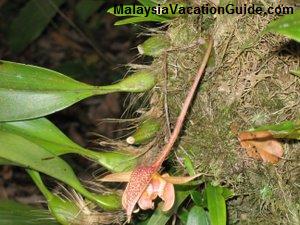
[{"left": 238, "top": 131, "right": 283, "bottom": 163}]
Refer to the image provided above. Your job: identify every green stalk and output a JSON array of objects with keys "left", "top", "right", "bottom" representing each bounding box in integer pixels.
[
  {"left": 27, "top": 169, "right": 53, "bottom": 199},
  {"left": 27, "top": 169, "right": 82, "bottom": 225},
  {"left": 94, "top": 70, "right": 156, "bottom": 94},
  {"left": 74, "top": 148, "right": 137, "bottom": 172},
  {"left": 27, "top": 168, "right": 121, "bottom": 211}
]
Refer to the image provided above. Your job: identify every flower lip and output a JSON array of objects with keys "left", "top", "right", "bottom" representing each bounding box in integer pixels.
[{"left": 137, "top": 173, "right": 175, "bottom": 212}]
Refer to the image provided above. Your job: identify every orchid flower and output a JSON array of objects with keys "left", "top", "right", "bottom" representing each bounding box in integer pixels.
[
  {"left": 101, "top": 39, "right": 213, "bottom": 222},
  {"left": 100, "top": 169, "right": 201, "bottom": 221}
]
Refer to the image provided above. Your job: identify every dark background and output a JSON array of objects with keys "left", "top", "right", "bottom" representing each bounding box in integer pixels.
[{"left": 0, "top": 0, "right": 144, "bottom": 204}]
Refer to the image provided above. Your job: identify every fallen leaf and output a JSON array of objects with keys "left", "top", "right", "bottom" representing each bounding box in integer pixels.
[{"left": 238, "top": 131, "right": 283, "bottom": 163}]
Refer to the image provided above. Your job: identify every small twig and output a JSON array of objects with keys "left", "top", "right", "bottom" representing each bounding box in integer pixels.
[{"left": 153, "top": 38, "right": 214, "bottom": 168}]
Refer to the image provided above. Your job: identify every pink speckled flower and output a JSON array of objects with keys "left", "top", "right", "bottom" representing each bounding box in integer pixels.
[{"left": 101, "top": 167, "right": 200, "bottom": 222}]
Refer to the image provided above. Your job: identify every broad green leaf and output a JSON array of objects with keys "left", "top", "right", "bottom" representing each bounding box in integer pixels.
[
  {"left": 291, "top": 69, "right": 300, "bottom": 78},
  {"left": 265, "top": 10, "right": 300, "bottom": 42},
  {"left": 0, "top": 61, "right": 156, "bottom": 121},
  {"left": 0, "top": 130, "right": 121, "bottom": 210},
  {"left": 187, "top": 206, "right": 210, "bottom": 225},
  {"left": 0, "top": 200, "right": 59, "bottom": 225},
  {"left": 8, "top": 0, "right": 66, "bottom": 53},
  {"left": 251, "top": 119, "right": 300, "bottom": 140},
  {"left": 145, "top": 187, "right": 191, "bottom": 225},
  {"left": 206, "top": 184, "right": 226, "bottom": 225},
  {"left": 75, "top": 0, "right": 104, "bottom": 22},
  {"left": 0, "top": 118, "right": 137, "bottom": 172}
]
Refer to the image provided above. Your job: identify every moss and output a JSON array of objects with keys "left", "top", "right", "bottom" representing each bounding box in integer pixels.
[
  {"left": 131, "top": 2, "right": 300, "bottom": 223},
  {"left": 111, "top": 1, "right": 300, "bottom": 224}
]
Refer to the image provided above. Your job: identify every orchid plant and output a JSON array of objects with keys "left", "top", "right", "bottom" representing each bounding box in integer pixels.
[{"left": 101, "top": 39, "right": 213, "bottom": 222}]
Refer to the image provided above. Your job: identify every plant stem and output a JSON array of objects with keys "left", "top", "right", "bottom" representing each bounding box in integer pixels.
[{"left": 153, "top": 38, "right": 214, "bottom": 169}]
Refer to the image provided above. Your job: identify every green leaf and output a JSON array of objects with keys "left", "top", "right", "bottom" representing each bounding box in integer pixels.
[
  {"left": 137, "top": 0, "right": 157, "bottom": 7},
  {"left": 183, "top": 156, "right": 196, "bottom": 176},
  {"left": 177, "top": 208, "right": 189, "bottom": 224},
  {"left": 107, "top": 5, "right": 157, "bottom": 18},
  {"left": 0, "top": 129, "right": 121, "bottom": 210},
  {"left": 190, "top": 190, "right": 205, "bottom": 207},
  {"left": 108, "top": 3, "right": 181, "bottom": 25},
  {"left": 75, "top": 0, "right": 104, "bottom": 22},
  {"left": 265, "top": 10, "right": 300, "bottom": 42},
  {"left": 187, "top": 206, "right": 210, "bottom": 225},
  {"left": 0, "top": 118, "right": 137, "bottom": 172},
  {"left": 291, "top": 69, "right": 300, "bottom": 78},
  {"left": 221, "top": 187, "right": 234, "bottom": 200},
  {"left": 0, "top": 158, "right": 14, "bottom": 165},
  {"left": 205, "top": 184, "right": 226, "bottom": 225},
  {"left": 114, "top": 16, "right": 166, "bottom": 25},
  {"left": 0, "top": 61, "right": 156, "bottom": 121},
  {"left": 145, "top": 187, "right": 191, "bottom": 225},
  {"left": 251, "top": 119, "right": 300, "bottom": 140},
  {"left": 107, "top": 5, "right": 168, "bottom": 25},
  {"left": 0, "top": 200, "right": 59, "bottom": 225},
  {"left": 7, "top": 0, "right": 66, "bottom": 53}
]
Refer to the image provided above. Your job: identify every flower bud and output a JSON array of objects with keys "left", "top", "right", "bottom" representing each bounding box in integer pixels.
[{"left": 126, "top": 119, "right": 160, "bottom": 145}]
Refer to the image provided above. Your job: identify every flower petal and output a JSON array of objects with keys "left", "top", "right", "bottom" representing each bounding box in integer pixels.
[
  {"left": 99, "top": 172, "right": 132, "bottom": 182},
  {"left": 151, "top": 173, "right": 167, "bottom": 197},
  {"left": 138, "top": 185, "right": 155, "bottom": 210},
  {"left": 122, "top": 166, "right": 156, "bottom": 221},
  {"left": 159, "top": 176, "right": 175, "bottom": 211},
  {"left": 162, "top": 173, "right": 202, "bottom": 184}
]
